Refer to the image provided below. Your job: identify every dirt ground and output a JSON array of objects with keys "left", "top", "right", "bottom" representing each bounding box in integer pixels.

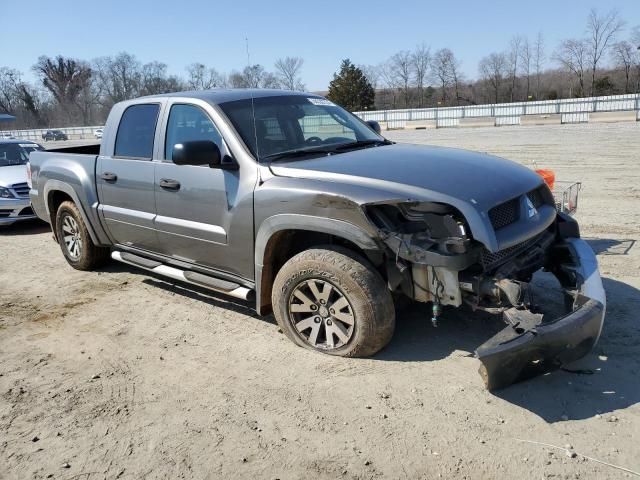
[{"left": 1, "top": 122, "right": 639, "bottom": 480}]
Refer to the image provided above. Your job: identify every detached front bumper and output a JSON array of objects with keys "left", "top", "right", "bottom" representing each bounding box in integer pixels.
[{"left": 476, "top": 238, "right": 606, "bottom": 391}]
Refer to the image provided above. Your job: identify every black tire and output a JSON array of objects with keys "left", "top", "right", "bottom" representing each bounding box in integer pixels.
[
  {"left": 55, "top": 200, "right": 110, "bottom": 271},
  {"left": 272, "top": 246, "right": 395, "bottom": 357}
]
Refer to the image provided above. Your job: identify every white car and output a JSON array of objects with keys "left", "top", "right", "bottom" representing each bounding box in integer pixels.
[
  {"left": 0, "top": 140, "right": 43, "bottom": 225},
  {"left": 94, "top": 128, "right": 104, "bottom": 139}
]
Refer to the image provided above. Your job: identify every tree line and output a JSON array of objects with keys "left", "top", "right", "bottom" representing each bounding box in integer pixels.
[
  {"left": 0, "top": 55, "right": 305, "bottom": 129},
  {"left": 1, "top": 8, "right": 638, "bottom": 129},
  {"left": 361, "top": 9, "right": 638, "bottom": 110}
]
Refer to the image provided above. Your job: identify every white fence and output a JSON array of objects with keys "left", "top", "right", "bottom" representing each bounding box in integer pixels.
[
  {"left": 1, "top": 125, "right": 104, "bottom": 142},
  {"left": 2, "top": 93, "right": 639, "bottom": 139},
  {"left": 354, "top": 93, "right": 640, "bottom": 129}
]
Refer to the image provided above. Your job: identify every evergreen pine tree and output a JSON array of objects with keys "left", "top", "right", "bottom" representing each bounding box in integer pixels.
[{"left": 326, "top": 59, "right": 375, "bottom": 111}]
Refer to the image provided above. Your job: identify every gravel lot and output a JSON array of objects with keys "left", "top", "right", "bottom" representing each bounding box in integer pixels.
[{"left": 1, "top": 122, "right": 639, "bottom": 479}]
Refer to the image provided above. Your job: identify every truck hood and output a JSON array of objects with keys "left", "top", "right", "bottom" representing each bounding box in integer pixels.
[
  {"left": 0, "top": 165, "right": 27, "bottom": 187},
  {"left": 268, "top": 143, "right": 543, "bottom": 212}
]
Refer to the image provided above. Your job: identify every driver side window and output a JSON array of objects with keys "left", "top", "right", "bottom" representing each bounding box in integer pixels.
[{"left": 165, "top": 104, "right": 225, "bottom": 161}]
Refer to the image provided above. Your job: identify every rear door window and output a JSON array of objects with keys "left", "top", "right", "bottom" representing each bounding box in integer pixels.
[{"left": 114, "top": 104, "right": 160, "bottom": 159}]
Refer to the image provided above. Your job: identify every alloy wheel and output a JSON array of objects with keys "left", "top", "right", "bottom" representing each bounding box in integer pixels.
[
  {"left": 287, "top": 278, "right": 355, "bottom": 350},
  {"left": 61, "top": 214, "right": 82, "bottom": 259}
]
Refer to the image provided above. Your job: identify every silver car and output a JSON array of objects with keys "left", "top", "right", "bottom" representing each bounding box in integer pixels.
[{"left": 0, "top": 140, "right": 43, "bottom": 225}]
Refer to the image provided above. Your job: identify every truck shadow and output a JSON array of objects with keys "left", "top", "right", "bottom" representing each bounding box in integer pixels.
[
  {"left": 140, "top": 277, "right": 267, "bottom": 322},
  {"left": 0, "top": 219, "right": 50, "bottom": 235},
  {"left": 379, "top": 276, "right": 640, "bottom": 422},
  {"left": 585, "top": 237, "right": 636, "bottom": 255},
  {"left": 494, "top": 276, "right": 640, "bottom": 422}
]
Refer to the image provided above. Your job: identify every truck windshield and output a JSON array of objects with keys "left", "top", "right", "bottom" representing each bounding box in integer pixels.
[
  {"left": 218, "top": 95, "right": 385, "bottom": 162},
  {"left": 0, "top": 143, "right": 43, "bottom": 167}
]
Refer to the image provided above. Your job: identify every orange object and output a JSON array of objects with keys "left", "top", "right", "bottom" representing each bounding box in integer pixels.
[{"left": 535, "top": 169, "right": 555, "bottom": 191}]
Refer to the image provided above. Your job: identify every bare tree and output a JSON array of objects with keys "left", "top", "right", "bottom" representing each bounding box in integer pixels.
[
  {"left": 358, "top": 64, "right": 381, "bottom": 91},
  {"left": 33, "top": 55, "right": 92, "bottom": 121},
  {"left": 612, "top": 41, "right": 635, "bottom": 93},
  {"left": 274, "top": 57, "right": 305, "bottom": 91},
  {"left": 17, "top": 82, "right": 47, "bottom": 127},
  {"left": 431, "top": 49, "right": 452, "bottom": 104},
  {"left": 388, "top": 50, "right": 413, "bottom": 107},
  {"left": 378, "top": 62, "right": 400, "bottom": 109},
  {"left": 520, "top": 37, "right": 533, "bottom": 100},
  {"left": 448, "top": 51, "right": 463, "bottom": 105},
  {"left": 229, "top": 65, "right": 280, "bottom": 89},
  {"left": 0, "top": 67, "right": 48, "bottom": 127},
  {"left": 412, "top": 43, "right": 431, "bottom": 107},
  {"left": 431, "top": 48, "right": 463, "bottom": 106},
  {"left": 186, "top": 63, "right": 226, "bottom": 90},
  {"left": 534, "top": 32, "right": 546, "bottom": 99},
  {"left": 0, "top": 67, "right": 21, "bottom": 114},
  {"left": 93, "top": 53, "right": 142, "bottom": 106},
  {"left": 555, "top": 39, "right": 588, "bottom": 97},
  {"left": 261, "top": 71, "right": 281, "bottom": 89},
  {"left": 508, "top": 36, "right": 523, "bottom": 101},
  {"left": 139, "top": 61, "right": 183, "bottom": 96},
  {"left": 632, "top": 26, "right": 640, "bottom": 92},
  {"left": 586, "top": 9, "right": 625, "bottom": 96},
  {"left": 479, "top": 52, "right": 507, "bottom": 103}
]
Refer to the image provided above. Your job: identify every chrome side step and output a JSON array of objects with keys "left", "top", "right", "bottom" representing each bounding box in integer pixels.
[{"left": 111, "top": 251, "right": 254, "bottom": 301}]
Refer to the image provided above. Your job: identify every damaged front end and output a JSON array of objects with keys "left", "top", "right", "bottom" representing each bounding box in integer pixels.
[
  {"left": 366, "top": 201, "right": 606, "bottom": 391},
  {"left": 473, "top": 231, "right": 606, "bottom": 391}
]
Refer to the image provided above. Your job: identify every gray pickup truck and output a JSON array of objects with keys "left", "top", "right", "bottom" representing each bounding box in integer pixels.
[{"left": 28, "top": 89, "right": 605, "bottom": 390}]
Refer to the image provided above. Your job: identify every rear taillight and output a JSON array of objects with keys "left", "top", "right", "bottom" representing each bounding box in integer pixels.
[{"left": 26, "top": 162, "right": 32, "bottom": 189}]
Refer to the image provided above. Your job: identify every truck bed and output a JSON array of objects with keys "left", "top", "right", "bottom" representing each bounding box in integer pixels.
[
  {"left": 45, "top": 143, "right": 101, "bottom": 155},
  {"left": 28, "top": 149, "right": 101, "bottom": 235}
]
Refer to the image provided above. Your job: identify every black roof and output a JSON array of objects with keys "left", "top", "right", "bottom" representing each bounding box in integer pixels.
[{"left": 142, "top": 88, "right": 318, "bottom": 104}]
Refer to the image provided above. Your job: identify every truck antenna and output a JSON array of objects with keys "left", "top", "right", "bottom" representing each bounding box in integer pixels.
[{"left": 245, "top": 37, "right": 260, "bottom": 161}]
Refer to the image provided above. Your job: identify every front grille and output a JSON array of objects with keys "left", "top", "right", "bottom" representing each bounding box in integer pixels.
[
  {"left": 481, "top": 233, "right": 544, "bottom": 270},
  {"left": 0, "top": 211, "right": 10, "bottom": 218},
  {"left": 489, "top": 198, "right": 520, "bottom": 230},
  {"left": 526, "top": 185, "right": 550, "bottom": 209},
  {"left": 10, "top": 182, "right": 30, "bottom": 198},
  {"left": 527, "top": 188, "right": 543, "bottom": 208}
]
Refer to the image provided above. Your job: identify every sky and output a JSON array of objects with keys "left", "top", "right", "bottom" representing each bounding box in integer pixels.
[{"left": 2, "top": 0, "right": 639, "bottom": 91}]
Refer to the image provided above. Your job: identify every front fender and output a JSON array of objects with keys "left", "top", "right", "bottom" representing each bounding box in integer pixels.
[{"left": 254, "top": 214, "right": 381, "bottom": 313}]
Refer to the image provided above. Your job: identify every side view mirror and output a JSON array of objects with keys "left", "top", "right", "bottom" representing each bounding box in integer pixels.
[
  {"left": 172, "top": 140, "right": 231, "bottom": 168},
  {"left": 366, "top": 120, "right": 381, "bottom": 134}
]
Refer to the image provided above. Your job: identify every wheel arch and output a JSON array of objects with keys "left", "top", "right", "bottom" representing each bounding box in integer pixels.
[
  {"left": 254, "top": 214, "right": 382, "bottom": 315},
  {"left": 44, "top": 181, "right": 101, "bottom": 245}
]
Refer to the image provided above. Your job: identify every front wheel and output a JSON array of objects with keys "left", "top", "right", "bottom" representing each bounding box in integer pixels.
[
  {"left": 55, "top": 200, "right": 110, "bottom": 271},
  {"left": 272, "top": 247, "right": 395, "bottom": 357}
]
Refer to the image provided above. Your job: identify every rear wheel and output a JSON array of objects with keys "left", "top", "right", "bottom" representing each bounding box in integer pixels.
[
  {"left": 55, "top": 200, "right": 109, "bottom": 270},
  {"left": 272, "top": 247, "right": 395, "bottom": 357}
]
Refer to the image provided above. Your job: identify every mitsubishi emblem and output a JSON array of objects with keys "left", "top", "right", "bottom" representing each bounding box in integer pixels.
[{"left": 526, "top": 197, "right": 538, "bottom": 218}]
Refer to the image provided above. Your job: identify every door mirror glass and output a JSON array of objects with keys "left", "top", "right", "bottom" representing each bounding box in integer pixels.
[
  {"left": 365, "top": 120, "right": 381, "bottom": 134},
  {"left": 172, "top": 140, "right": 221, "bottom": 167}
]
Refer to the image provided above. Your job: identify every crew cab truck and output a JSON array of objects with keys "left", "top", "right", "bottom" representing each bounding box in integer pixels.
[{"left": 28, "top": 90, "right": 606, "bottom": 390}]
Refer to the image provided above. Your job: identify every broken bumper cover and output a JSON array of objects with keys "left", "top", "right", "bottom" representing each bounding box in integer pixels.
[{"left": 475, "top": 238, "right": 606, "bottom": 391}]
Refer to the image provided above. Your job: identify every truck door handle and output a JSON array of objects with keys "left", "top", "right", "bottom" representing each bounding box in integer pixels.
[
  {"left": 100, "top": 172, "right": 118, "bottom": 182},
  {"left": 159, "top": 178, "right": 181, "bottom": 191}
]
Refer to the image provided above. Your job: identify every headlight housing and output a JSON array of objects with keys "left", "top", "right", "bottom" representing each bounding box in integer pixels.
[{"left": 0, "top": 186, "right": 15, "bottom": 199}]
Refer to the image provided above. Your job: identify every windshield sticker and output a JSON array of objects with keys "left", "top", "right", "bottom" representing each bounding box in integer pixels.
[
  {"left": 308, "top": 98, "right": 335, "bottom": 106},
  {"left": 19, "top": 143, "right": 37, "bottom": 148}
]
